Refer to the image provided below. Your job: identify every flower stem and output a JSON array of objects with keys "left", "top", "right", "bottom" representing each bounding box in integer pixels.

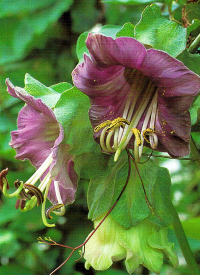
[
  {"left": 169, "top": 200, "right": 200, "bottom": 275},
  {"left": 189, "top": 34, "right": 200, "bottom": 54}
]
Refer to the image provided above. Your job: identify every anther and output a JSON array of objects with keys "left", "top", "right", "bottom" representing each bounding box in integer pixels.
[
  {"left": 0, "top": 168, "right": 9, "bottom": 190},
  {"left": 45, "top": 204, "right": 65, "bottom": 219},
  {"left": 106, "top": 118, "right": 130, "bottom": 132},
  {"left": 94, "top": 120, "right": 112, "bottom": 132},
  {"left": 131, "top": 128, "right": 142, "bottom": 146},
  {"left": 143, "top": 128, "right": 155, "bottom": 143}
]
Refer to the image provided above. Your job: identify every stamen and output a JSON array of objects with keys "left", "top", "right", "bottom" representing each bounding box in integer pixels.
[
  {"left": 150, "top": 133, "right": 158, "bottom": 149},
  {"left": 45, "top": 204, "right": 65, "bottom": 219},
  {"left": 98, "top": 118, "right": 130, "bottom": 153},
  {"left": 132, "top": 128, "right": 142, "bottom": 162},
  {"left": 38, "top": 172, "right": 54, "bottom": 193},
  {"left": 138, "top": 99, "right": 154, "bottom": 158},
  {"left": 25, "top": 153, "right": 53, "bottom": 186},
  {"left": 113, "top": 128, "right": 120, "bottom": 150},
  {"left": 100, "top": 128, "right": 110, "bottom": 152},
  {"left": 14, "top": 181, "right": 44, "bottom": 211},
  {"left": 41, "top": 175, "right": 55, "bottom": 227},
  {"left": 20, "top": 196, "right": 37, "bottom": 212},
  {"left": 53, "top": 181, "right": 66, "bottom": 216},
  {"left": 118, "top": 71, "right": 147, "bottom": 142},
  {"left": 94, "top": 120, "right": 112, "bottom": 133},
  {"left": 23, "top": 183, "right": 44, "bottom": 206},
  {"left": 105, "top": 118, "right": 130, "bottom": 132},
  {"left": 0, "top": 168, "right": 9, "bottom": 190},
  {"left": 115, "top": 82, "right": 156, "bottom": 161},
  {"left": 3, "top": 180, "right": 24, "bottom": 198},
  {"left": 143, "top": 128, "right": 155, "bottom": 144},
  {"left": 106, "top": 130, "right": 116, "bottom": 153},
  {"left": 149, "top": 91, "right": 158, "bottom": 130}
]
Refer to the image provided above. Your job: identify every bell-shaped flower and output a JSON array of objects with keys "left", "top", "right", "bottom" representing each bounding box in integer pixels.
[
  {"left": 83, "top": 215, "right": 178, "bottom": 274},
  {"left": 2, "top": 79, "right": 78, "bottom": 227},
  {"left": 72, "top": 33, "right": 200, "bottom": 161}
]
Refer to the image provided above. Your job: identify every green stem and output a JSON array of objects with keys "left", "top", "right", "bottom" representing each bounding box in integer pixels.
[
  {"left": 169, "top": 201, "right": 200, "bottom": 275},
  {"left": 189, "top": 34, "right": 200, "bottom": 54}
]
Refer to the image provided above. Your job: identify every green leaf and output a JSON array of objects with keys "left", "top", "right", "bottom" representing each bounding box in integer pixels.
[
  {"left": 177, "top": 50, "right": 200, "bottom": 76},
  {"left": 111, "top": 159, "right": 172, "bottom": 228},
  {"left": 50, "top": 82, "right": 72, "bottom": 94},
  {"left": 24, "top": 74, "right": 64, "bottom": 108},
  {"left": 54, "top": 86, "right": 97, "bottom": 155},
  {"left": 135, "top": 4, "right": 187, "bottom": 57},
  {"left": 116, "top": 22, "right": 135, "bottom": 38},
  {"left": 76, "top": 31, "right": 89, "bottom": 63},
  {"left": 88, "top": 153, "right": 172, "bottom": 229},
  {"left": 75, "top": 152, "right": 110, "bottom": 180},
  {"left": 98, "top": 25, "right": 122, "bottom": 38},
  {"left": 88, "top": 153, "right": 128, "bottom": 220}
]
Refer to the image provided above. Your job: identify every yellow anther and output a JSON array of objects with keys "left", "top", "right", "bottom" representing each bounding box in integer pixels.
[
  {"left": 106, "top": 117, "right": 130, "bottom": 132},
  {"left": 94, "top": 118, "right": 130, "bottom": 133},
  {"left": 94, "top": 120, "right": 112, "bottom": 132},
  {"left": 143, "top": 128, "right": 154, "bottom": 143},
  {"left": 131, "top": 128, "right": 142, "bottom": 146}
]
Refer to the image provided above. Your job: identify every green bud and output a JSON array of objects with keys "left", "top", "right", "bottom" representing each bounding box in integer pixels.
[{"left": 84, "top": 215, "right": 178, "bottom": 274}]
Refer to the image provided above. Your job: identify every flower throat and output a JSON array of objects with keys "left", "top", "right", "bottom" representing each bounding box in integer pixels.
[{"left": 95, "top": 68, "right": 158, "bottom": 162}]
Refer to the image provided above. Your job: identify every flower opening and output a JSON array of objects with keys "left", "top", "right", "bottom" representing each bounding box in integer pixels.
[{"left": 72, "top": 33, "right": 200, "bottom": 161}]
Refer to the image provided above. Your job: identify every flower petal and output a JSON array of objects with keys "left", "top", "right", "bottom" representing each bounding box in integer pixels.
[
  {"left": 155, "top": 95, "right": 192, "bottom": 157},
  {"left": 141, "top": 49, "right": 200, "bottom": 97},
  {"left": 86, "top": 33, "right": 146, "bottom": 68},
  {"left": 9, "top": 105, "right": 59, "bottom": 168},
  {"left": 7, "top": 79, "right": 78, "bottom": 205},
  {"left": 6, "top": 79, "right": 57, "bottom": 120}
]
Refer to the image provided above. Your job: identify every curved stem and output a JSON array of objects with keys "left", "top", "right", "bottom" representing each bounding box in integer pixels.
[{"left": 169, "top": 201, "right": 200, "bottom": 275}]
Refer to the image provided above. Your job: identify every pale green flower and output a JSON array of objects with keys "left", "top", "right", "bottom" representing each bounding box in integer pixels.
[{"left": 84, "top": 215, "right": 178, "bottom": 274}]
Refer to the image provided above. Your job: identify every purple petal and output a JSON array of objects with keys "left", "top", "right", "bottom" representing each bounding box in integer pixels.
[
  {"left": 155, "top": 96, "right": 193, "bottom": 157},
  {"left": 48, "top": 158, "right": 78, "bottom": 205},
  {"left": 7, "top": 79, "right": 78, "bottom": 205},
  {"left": 86, "top": 33, "right": 146, "bottom": 68},
  {"left": 141, "top": 49, "right": 200, "bottom": 97},
  {"left": 48, "top": 181, "right": 77, "bottom": 205},
  {"left": 9, "top": 104, "right": 59, "bottom": 168},
  {"left": 6, "top": 79, "right": 57, "bottom": 120}
]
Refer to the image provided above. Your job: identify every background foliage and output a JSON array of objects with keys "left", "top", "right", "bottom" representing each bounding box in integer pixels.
[{"left": 0, "top": 0, "right": 200, "bottom": 274}]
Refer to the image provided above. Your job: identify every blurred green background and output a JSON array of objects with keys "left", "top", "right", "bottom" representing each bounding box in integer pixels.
[{"left": 0, "top": 0, "right": 200, "bottom": 274}]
